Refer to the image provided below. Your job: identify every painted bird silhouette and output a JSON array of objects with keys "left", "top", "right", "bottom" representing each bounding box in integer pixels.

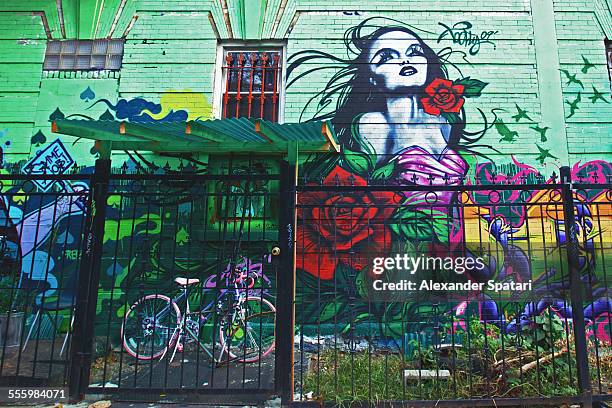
[
  {"left": 530, "top": 125, "right": 550, "bottom": 142},
  {"left": 581, "top": 56, "right": 596, "bottom": 74},
  {"left": 494, "top": 118, "right": 519, "bottom": 142},
  {"left": 536, "top": 144, "right": 558, "bottom": 164},
  {"left": 589, "top": 86, "right": 610, "bottom": 104},
  {"left": 565, "top": 93, "right": 581, "bottom": 118},
  {"left": 511, "top": 104, "right": 533, "bottom": 122},
  {"left": 560, "top": 69, "right": 584, "bottom": 89}
]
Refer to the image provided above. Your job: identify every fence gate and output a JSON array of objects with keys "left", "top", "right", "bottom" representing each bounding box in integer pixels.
[{"left": 69, "top": 158, "right": 294, "bottom": 403}]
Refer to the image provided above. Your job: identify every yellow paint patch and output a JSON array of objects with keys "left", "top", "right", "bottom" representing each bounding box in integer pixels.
[
  {"left": 12, "top": 189, "right": 26, "bottom": 204},
  {"left": 104, "top": 214, "right": 162, "bottom": 243},
  {"left": 146, "top": 90, "right": 213, "bottom": 121}
]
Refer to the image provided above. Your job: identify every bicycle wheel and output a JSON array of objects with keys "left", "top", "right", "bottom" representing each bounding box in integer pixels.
[
  {"left": 121, "top": 294, "right": 182, "bottom": 360},
  {"left": 220, "top": 296, "right": 275, "bottom": 363}
]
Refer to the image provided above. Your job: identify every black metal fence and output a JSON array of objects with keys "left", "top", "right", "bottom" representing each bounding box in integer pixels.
[
  {"left": 0, "top": 157, "right": 295, "bottom": 404},
  {"left": 0, "top": 174, "right": 90, "bottom": 392},
  {"left": 293, "top": 167, "right": 612, "bottom": 407},
  {"left": 0, "top": 160, "right": 610, "bottom": 407}
]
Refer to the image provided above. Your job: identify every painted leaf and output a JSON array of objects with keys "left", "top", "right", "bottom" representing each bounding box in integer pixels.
[
  {"left": 455, "top": 77, "right": 488, "bottom": 98},
  {"left": 441, "top": 112, "right": 461, "bottom": 125},
  {"left": 319, "top": 302, "right": 343, "bottom": 322},
  {"left": 432, "top": 214, "right": 450, "bottom": 244},
  {"left": 99, "top": 109, "right": 115, "bottom": 121},
  {"left": 80, "top": 86, "right": 96, "bottom": 102},
  {"left": 390, "top": 208, "right": 449, "bottom": 242},
  {"left": 176, "top": 227, "right": 189, "bottom": 245},
  {"left": 371, "top": 161, "right": 395, "bottom": 180},
  {"left": 107, "top": 194, "right": 122, "bottom": 208},
  {"left": 343, "top": 151, "right": 372, "bottom": 175}
]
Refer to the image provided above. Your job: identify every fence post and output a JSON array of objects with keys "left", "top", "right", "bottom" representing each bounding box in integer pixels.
[
  {"left": 560, "top": 166, "right": 592, "bottom": 408},
  {"left": 275, "top": 159, "right": 296, "bottom": 405},
  {"left": 68, "top": 156, "right": 111, "bottom": 401}
]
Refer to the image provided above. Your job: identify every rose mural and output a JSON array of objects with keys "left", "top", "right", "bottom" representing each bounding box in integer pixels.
[
  {"left": 297, "top": 166, "right": 400, "bottom": 280},
  {"left": 420, "top": 78, "right": 465, "bottom": 115}
]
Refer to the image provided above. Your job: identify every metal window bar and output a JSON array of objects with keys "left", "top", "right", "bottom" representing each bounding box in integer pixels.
[{"left": 222, "top": 51, "right": 282, "bottom": 122}]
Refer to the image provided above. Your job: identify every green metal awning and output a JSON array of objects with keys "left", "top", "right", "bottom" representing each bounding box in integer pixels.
[{"left": 51, "top": 117, "right": 339, "bottom": 158}]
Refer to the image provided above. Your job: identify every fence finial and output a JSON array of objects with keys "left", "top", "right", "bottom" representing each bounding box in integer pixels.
[{"left": 559, "top": 166, "right": 571, "bottom": 183}]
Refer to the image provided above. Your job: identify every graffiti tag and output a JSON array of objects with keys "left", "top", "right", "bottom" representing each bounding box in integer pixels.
[
  {"left": 437, "top": 21, "right": 498, "bottom": 55},
  {"left": 287, "top": 223, "right": 293, "bottom": 249},
  {"left": 22, "top": 139, "right": 75, "bottom": 191},
  {"left": 63, "top": 249, "right": 81, "bottom": 260}
]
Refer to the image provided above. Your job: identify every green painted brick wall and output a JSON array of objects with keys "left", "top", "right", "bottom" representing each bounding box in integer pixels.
[{"left": 553, "top": 0, "right": 612, "bottom": 163}]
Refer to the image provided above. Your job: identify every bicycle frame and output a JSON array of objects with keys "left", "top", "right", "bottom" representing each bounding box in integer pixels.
[{"left": 155, "top": 273, "right": 250, "bottom": 364}]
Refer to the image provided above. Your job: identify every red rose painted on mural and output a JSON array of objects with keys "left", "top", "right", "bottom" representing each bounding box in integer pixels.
[
  {"left": 421, "top": 78, "right": 465, "bottom": 116},
  {"left": 297, "top": 166, "right": 400, "bottom": 280}
]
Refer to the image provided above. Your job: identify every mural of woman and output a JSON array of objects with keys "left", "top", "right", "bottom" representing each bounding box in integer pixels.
[
  {"left": 290, "top": 17, "right": 611, "bottom": 345},
  {"left": 289, "top": 18, "right": 495, "bottom": 339},
  {"left": 289, "top": 17, "right": 493, "bottom": 272},
  {"left": 288, "top": 17, "right": 488, "bottom": 206}
]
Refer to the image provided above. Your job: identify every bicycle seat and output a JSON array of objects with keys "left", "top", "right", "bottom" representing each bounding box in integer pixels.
[{"left": 174, "top": 277, "right": 200, "bottom": 286}]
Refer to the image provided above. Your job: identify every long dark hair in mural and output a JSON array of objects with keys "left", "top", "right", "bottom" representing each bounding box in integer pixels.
[{"left": 287, "top": 17, "right": 489, "bottom": 157}]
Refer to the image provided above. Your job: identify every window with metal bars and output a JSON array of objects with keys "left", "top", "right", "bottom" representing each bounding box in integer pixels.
[
  {"left": 43, "top": 39, "right": 124, "bottom": 71},
  {"left": 221, "top": 50, "right": 282, "bottom": 122}
]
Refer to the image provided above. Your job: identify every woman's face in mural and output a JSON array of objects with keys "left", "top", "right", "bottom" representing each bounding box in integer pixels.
[{"left": 368, "top": 31, "right": 428, "bottom": 92}]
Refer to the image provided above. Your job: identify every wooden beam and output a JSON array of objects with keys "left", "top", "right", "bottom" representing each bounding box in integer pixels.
[
  {"left": 253, "top": 120, "right": 276, "bottom": 144},
  {"left": 322, "top": 120, "right": 340, "bottom": 153},
  {"left": 287, "top": 142, "right": 298, "bottom": 165},
  {"left": 52, "top": 120, "right": 145, "bottom": 143},
  {"left": 53, "top": 119, "right": 339, "bottom": 155},
  {"left": 297, "top": 142, "right": 338, "bottom": 153},
  {"left": 148, "top": 141, "right": 284, "bottom": 154},
  {"left": 255, "top": 119, "right": 291, "bottom": 145},
  {"left": 103, "top": 141, "right": 161, "bottom": 151},
  {"left": 95, "top": 140, "right": 112, "bottom": 160}
]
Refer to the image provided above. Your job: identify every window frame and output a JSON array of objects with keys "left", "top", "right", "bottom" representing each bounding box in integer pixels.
[
  {"left": 213, "top": 41, "right": 287, "bottom": 123},
  {"left": 43, "top": 39, "right": 125, "bottom": 72}
]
